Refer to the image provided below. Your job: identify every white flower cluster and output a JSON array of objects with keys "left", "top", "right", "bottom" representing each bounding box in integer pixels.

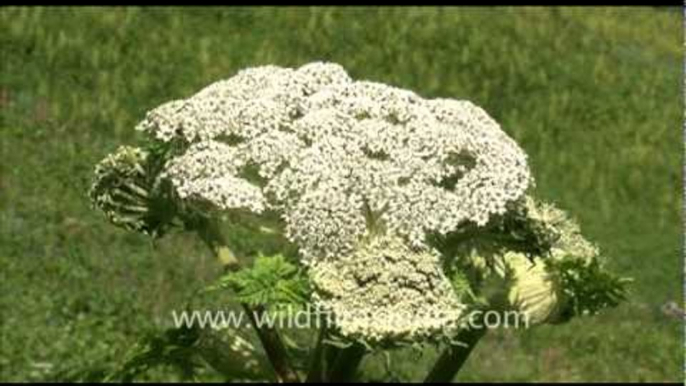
[
  {"left": 136, "top": 61, "right": 532, "bottom": 258},
  {"left": 520, "top": 195, "right": 598, "bottom": 261},
  {"left": 310, "top": 234, "right": 466, "bottom": 342},
  {"left": 163, "top": 141, "right": 267, "bottom": 213},
  {"left": 135, "top": 62, "right": 532, "bottom": 340}
]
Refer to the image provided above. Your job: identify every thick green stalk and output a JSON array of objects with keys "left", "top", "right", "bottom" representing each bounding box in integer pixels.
[
  {"left": 304, "top": 324, "right": 328, "bottom": 383},
  {"left": 243, "top": 304, "right": 301, "bottom": 383},
  {"left": 423, "top": 326, "right": 487, "bottom": 383},
  {"left": 322, "top": 342, "right": 340, "bottom": 374},
  {"left": 195, "top": 217, "right": 300, "bottom": 383},
  {"left": 327, "top": 342, "right": 367, "bottom": 383},
  {"left": 311, "top": 336, "right": 344, "bottom": 382}
]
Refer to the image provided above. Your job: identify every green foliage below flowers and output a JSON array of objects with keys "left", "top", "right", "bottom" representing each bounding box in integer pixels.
[{"left": 213, "top": 253, "right": 311, "bottom": 312}]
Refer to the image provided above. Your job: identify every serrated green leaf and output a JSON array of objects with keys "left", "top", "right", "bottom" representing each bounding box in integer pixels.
[{"left": 215, "top": 253, "right": 311, "bottom": 311}]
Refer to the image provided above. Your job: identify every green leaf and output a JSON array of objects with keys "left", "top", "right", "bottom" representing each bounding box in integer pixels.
[
  {"left": 547, "top": 256, "right": 631, "bottom": 322},
  {"left": 216, "top": 253, "right": 311, "bottom": 311}
]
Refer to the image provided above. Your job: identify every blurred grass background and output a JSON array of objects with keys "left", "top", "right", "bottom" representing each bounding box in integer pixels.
[{"left": 0, "top": 6, "right": 682, "bottom": 382}]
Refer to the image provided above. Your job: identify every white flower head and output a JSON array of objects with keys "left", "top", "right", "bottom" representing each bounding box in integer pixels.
[
  {"left": 138, "top": 61, "right": 532, "bottom": 257},
  {"left": 132, "top": 62, "right": 534, "bottom": 341},
  {"left": 90, "top": 62, "right": 628, "bottom": 343}
]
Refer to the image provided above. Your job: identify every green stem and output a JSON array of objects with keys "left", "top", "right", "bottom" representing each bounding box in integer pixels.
[
  {"left": 327, "top": 342, "right": 367, "bottom": 383},
  {"left": 322, "top": 342, "right": 340, "bottom": 374},
  {"left": 423, "top": 326, "right": 487, "bottom": 383},
  {"left": 244, "top": 304, "right": 301, "bottom": 383},
  {"left": 304, "top": 324, "right": 328, "bottom": 383},
  {"left": 195, "top": 217, "right": 300, "bottom": 383}
]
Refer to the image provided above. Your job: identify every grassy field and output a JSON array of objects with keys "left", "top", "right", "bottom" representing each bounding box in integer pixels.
[{"left": 0, "top": 6, "right": 683, "bottom": 382}]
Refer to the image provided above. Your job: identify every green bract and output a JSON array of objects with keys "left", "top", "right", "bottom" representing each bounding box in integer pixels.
[{"left": 89, "top": 146, "right": 157, "bottom": 235}]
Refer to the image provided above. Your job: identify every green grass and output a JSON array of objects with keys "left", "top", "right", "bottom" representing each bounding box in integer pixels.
[{"left": 0, "top": 6, "right": 682, "bottom": 382}]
